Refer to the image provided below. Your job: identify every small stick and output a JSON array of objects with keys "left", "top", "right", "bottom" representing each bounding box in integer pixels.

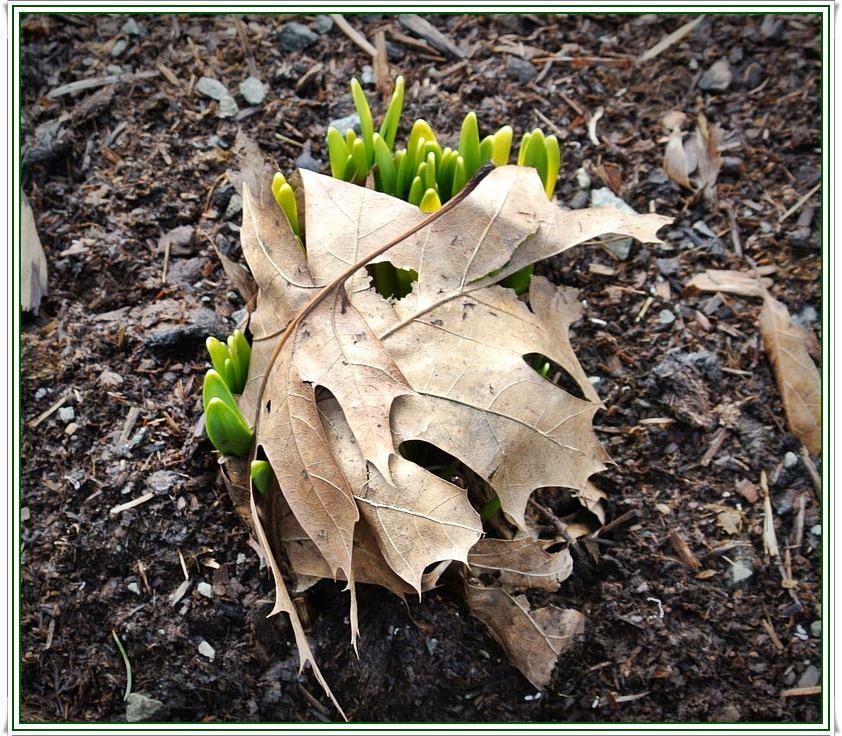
[
  {"left": 560, "top": 93, "right": 585, "bottom": 117},
  {"left": 109, "top": 492, "right": 154, "bottom": 516},
  {"left": 590, "top": 509, "right": 638, "bottom": 538},
  {"left": 790, "top": 493, "right": 806, "bottom": 551},
  {"left": 330, "top": 14, "right": 377, "bottom": 57},
  {"left": 700, "top": 427, "right": 728, "bottom": 467},
  {"left": 234, "top": 16, "right": 258, "bottom": 78},
  {"left": 161, "top": 237, "right": 171, "bottom": 284},
  {"left": 27, "top": 389, "right": 72, "bottom": 429},
  {"left": 725, "top": 205, "right": 743, "bottom": 257},
  {"left": 778, "top": 183, "right": 821, "bottom": 223},
  {"left": 638, "top": 16, "right": 705, "bottom": 63},
  {"left": 668, "top": 530, "right": 702, "bottom": 571},
  {"left": 800, "top": 445, "right": 821, "bottom": 499},
  {"left": 781, "top": 686, "right": 821, "bottom": 698},
  {"left": 760, "top": 617, "right": 784, "bottom": 651}
]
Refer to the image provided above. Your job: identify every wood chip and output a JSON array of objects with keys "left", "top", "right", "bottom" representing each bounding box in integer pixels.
[
  {"left": 781, "top": 686, "right": 820, "bottom": 698},
  {"left": 330, "top": 14, "right": 376, "bottom": 57},
  {"left": 47, "top": 70, "right": 159, "bottom": 98},
  {"left": 156, "top": 62, "right": 180, "bottom": 86},
  {"left": 397, "top": 14, "right": 465, "bottom": 59},
  {"left": 168, "top": 579, "right": 191, "bottom": 607},
  {"left": 668, "top": 530, "right": 702, "bottom": 571},
  {"left": 639, "top": 16, "right": 705, "bottom": 63},
  {"left": 109, "top": 492, "right": 154, "bottom": 516}
]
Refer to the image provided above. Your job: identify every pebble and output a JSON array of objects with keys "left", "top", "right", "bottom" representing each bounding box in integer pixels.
[
  {"left": 35, "top": 388, "right": 48, "bottom": 401},
  {"left": 793, "top": 304, "right": 819, "bottom": 328},
  {"left": 58, "top": 406, "right": 75, "bottom": 423},
  {"left": 760, "top": 15, "right": 783, "bottom": 40},
  {"left": 160, "top": 225, "right": 196, "bottom": 257},
  {"left": 277, "top": 22, "right": 318, "bottom": 52},
  {"left": 217, "top": 94, "right": 238, "bottom": 119},
  {"left": 198, "top": 640, "right": 216, "bottom": 661},
  {"left": 698, "top": 59, "right": 733, "bottom": 92},
  {"left": 197, "top": 582, "right": 213, "bottom": 599},
  {"left": 147, "top": 470, "right": 180, "bottom": 494},
  {"left": 386, "top": 41, "right": 405, "bottom": 61},
  {"left": 575, "top": 167, "right": 591, "bottom": 190},
  {"left": 105, "top": 64, "right": 124, "bottom": 75},
  {"left": 126, "top": 693, "right": 169, "bottom": 723},
  {"left": 659, "top": 309, "right": 676, "bottom": 325},
  {"left": 810, "top": 620, "right": 821, "bottom": 638},
  {"left": 783, "top": 451, "right": 798, "bottom": 468},
  {"left": 295, "top": 145, "right": 321, "bottom": 173},
  {"left": 225, "top": 193, "right": 243, "bottom": 220},
  {"left": 568, "top": 190, "right": 589, "bottom": 209},
  {"left": 506, "top": 57, "right": 537, "bottom": 83},
  {"left": 239, "top": 76, "right": 266, "bottom": 105},
  {"left": 589, "top": 187, "right": 637, "bottom": 260},
  {"left": 313, "top": 15, "right": 333, "bottom": 34},
  {"left": 798, "top": 664, "right": 820, "bottom": 688},
  {"left": 110, "top": 39, "right": 128, "bottom": 57},
  {"left": 810, "top": 524, "right": 821, "bottom": 536},
  {"left": 127, "top": 581, "right": 141, "bottom": 595},
  {"left": 328, "top": 113, "right": 360, "bottom": 136},
  {"left": 196, "top": 76, "right": 228, "bottom": 101},
  {"left": 166, "top": 257, "right": 205, "bottom": 287},
  {"left": 692, "top": 220, "right": 717, "bottom": 239},
  {"left": 121, "top": 18, "right": 140, "bottom": 36},
  {"left": 236, "top": 553, "right": 246, "bottom": 565},
  {"left": 713, "top": 704, "right": 741, "bottom": 722},
  {"left": 688, "top": 58, "right": 699, "bottom": 71},
  {"left": 727, "top": 542, "right": 756, "bottom": 589},
  {"left": 361, "top": 65, "right": 375, "bottom": 87}
]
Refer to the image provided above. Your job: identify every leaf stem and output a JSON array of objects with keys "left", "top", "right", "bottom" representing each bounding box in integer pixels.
[{"left": 112, "top": 629, "right": 132, "bottom": 702}]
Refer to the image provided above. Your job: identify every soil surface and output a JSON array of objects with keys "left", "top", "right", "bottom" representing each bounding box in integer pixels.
[{"left": 19, "top": 12, "right": 823, "bottom": 726}]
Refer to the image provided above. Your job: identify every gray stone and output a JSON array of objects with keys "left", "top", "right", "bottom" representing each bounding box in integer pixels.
[
  {"left": 295, "top": 144, "right": 321, "bottom": 173},
  {"left": 783, "top": 451, "right": 798, "bottom": 468},
  {"left": 361, "top": 64, "right": 375, "bottom": 87},
  {"left": 121, "top": 18, "right": 140, "bottom": 36},
  {"left": 198, "top": 640, "right": 216, "bottom": 661},
  {"left": 126, "top": 692, "right": 169, "bottom": 723},
  {"left": 760, "top": 15, "right": 783, "bottom": 40},
  {"left": 147, "top": 470, "right": 180, "bottom": 494},
  {"left": 798, "top": 664, "right": 820, "bottom": 688},
  {"left": 159, "top": 225, "right": 196, "bottom": 257},
  {"left": 793, "top": 304, "right": 819, "bottom": 328},
  {"left": 575, "top": 167, "right": 591, "bottom": 190},
  {"left": 217, "top": 94, "right": 238, "bottom": 119},
  {"left": 35, "top": 388, "right": 48, "bottom": 401},
  {"left": 698, "top": 59, "right": 733, "bottom": 92},
  {"left": 225, "top": 193, "right": 243, "bottom": 220},
  {"left": 196, "top": 76, "right": 228, "bottom": 101},
  {"left": 106, "top": 64, "right": 124, "bottom": 75},
  {"left": 712, "top": 704, "right": 741, "bottom": 722},
  {"left": 239, "top": 76, "right": 266, "bottom": 105},
  {"left": 313, "top": 15, "right": 333, "bottom": 34},
  {"left": 277, "top": 22, "right": 318, "bottom": 52},
  {"left": 810, "top": 620, "right": 821, "bottom": 638},
  {"left": 568, "top": 190, "right": 589, "bottom": 209},
  {"left": 166, "top": 257, "right": 205, "bottom": 287},
  {"left": 127, "top": 581, "right": 141, "bottom": 595},
  {"left": 110, "top": 39, "right": 128, "bottom": 57},
  {"left": 145, "top": 308, "right": 229, "bottom": 357},
  {"left": 58, "top": 406, "right": 75, "bottom": 423},
  {"left": 328, "top": 113, "right": 360, "bottom": 136},
  {"left": 197, "top": 581, "right": 213, "bottom": 599},
  {"left": 506, "top": 57, "right": 537, "bottom": 83},
  {"left": 590, "top": 187, "right": 637, "bottom": 260},
  {"left": 659, "top": 309, "right": 676, "bottom": 325}
]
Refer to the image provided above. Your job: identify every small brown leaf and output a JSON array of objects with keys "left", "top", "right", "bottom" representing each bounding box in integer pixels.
[
  {"left": 468, "top": 537, "right": 573, "bottom": 591},
  {"left": 759, "top": 294, "right": 821, "bottom": 455},
  {"left": 22, "top": 192, "right": 48, "bottom": 313},
  {"left": 663, "top": 130, "right": 692, "bottom": 189},
  {"left": 685, "top": 269, "right": 772, "bottom": 298},
  {"left": 465, "top": 581, "right": 585, "bottom": 689}
]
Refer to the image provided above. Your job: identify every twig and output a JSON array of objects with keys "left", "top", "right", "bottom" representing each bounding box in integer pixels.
[
  {"left": 700, "top": 427, "right": 728, "bottom": 467},
  {"left": 588, "top": 107, "right": 604, "bottom": 146},
  {"left": 590, "top": 509, "right": 638, "bottom": 538},
  {"left": 760, "top": 617, "right": 784, "bottom": 651},
  {"left": 47, "top": 70, "right": 159, "bottom": 98},
  {"left": 779, "top": 183, "right": 821, "bottom": 223},
  {"left": 800, "top": 445, "right": 822, "bottom": 499},
  {"left": 161, "top": 237, "right": 171, "bottom": 284},
  {"left": 234, "top": 16, "right": 258, "bottom": 78},
  {"left": 668, "top": 530, "right": 702, "bottom": 571},
  {"left": 112, "top": 630, "right": 133, "bottom": 701},
  {"left": 109, "top": 492, "right": 154, "bottom": 516},
  {"left": 330, "top": 14, "right": 376, "bottom": 57},
  {"left": 725, "top": 204, "right": 743, "bottom": 257},
  {"left": 27, "top": 388, "right": 72, "bottom": 429},
  {"left": 373, "top": 30, "right": 390, "bottom": 94},
  {"left": 560, "top": 93, "right": 585, "bottom": 118},
  {"left": 790, "top": 493, "right": 806, "bottom": 551},
  {"left": 781, "top": 686, "right": 821, "bottom": 698},
  {"left": 638, "top": 16, "right": 705, "bottom": 63},
  {"left": 533, "top": 108, "right": 565, "bottom": 139}
]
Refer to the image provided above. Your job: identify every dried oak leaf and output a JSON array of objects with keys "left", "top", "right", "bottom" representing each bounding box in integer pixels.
[
  {"left": 231, "top": 164, "right": 669, "bottom": 710},
  {"left": 759, "top": 293, "right": 821, "bottom": 455}
]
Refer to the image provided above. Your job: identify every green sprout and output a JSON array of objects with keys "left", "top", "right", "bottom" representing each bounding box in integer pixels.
[
  {"left": 271, "top": 172, "right": 300, "bottom": 239},
  {"left": 206, "top": 329, "right": 250, "bottom": 395},
  {"left": 250, "top": 460, "right": 274, "bottom": 494},
  {"left": 203, "top": 331, "right": 254, "bottom": 457}
]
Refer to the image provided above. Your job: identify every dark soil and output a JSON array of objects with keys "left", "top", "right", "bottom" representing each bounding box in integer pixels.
[{"left": 19, "top": 12, "right": 823, "bottom": 726}]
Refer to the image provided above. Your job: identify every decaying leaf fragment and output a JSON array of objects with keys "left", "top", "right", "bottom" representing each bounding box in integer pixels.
[
  {"left": 685, "top": 269, "right": 772, "bottom": 298},
  {"left": 224, "top": 159, "right": 669, "bottom": 710},
  {"left": 759, "top": 294, "right": 821, "bottom": 455}
]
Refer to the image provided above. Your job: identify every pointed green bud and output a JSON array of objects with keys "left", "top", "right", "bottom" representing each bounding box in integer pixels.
[
  {"left": 205, "top": 397, "right": 253, "bottom": 457},
  {"left": 544, "top": 135, "right": 561, "bottom": 198},
  {"left": 458, "top": 111, "right": 481, "bottom": 179},
  {"left": 350, "top": 137, "right": 369, "bottom": 182},
  {"left": 226, "top": 329, "right": 251, "bottom": 394},
  {"left": 206, "top": 337, "right": 232, "bottom": 385},
  {"left": 479, "top": 135, "right": 494, "bottom": 165},
  {"left": 523, "top": 128, "right": 548, "bottom": 191},
  {"left": 517, "top": 131, "right": 532, "bottom": 166},
  {"left": 345, "top": 127, "right": 357, "bottom": 148},
  {"left": 350, "top": 77, "right": 375, "bottom": 167},
  {"left": 424, "top": 151, "right": 437, "bottom": 190},
  {"left": 372, "top": 133, "right": 397, "bottom": 194},
  {"left": 203, "top": 369, "right": 239, "bottom": 415},
  {"left": 271, "top": 173, "right": 300, "bottom": 238},
  {"left": 378, "top": 75, "right": 405, "bottom": 150},
  {"left": 250, "top": 460, "right": 274, "bottom": 494},
  {"left": 419, "top": 188, "right": 442, "bottom": 213},
  {"left": 451, "top": 155, "right": 468, "bottom": 196},
  {"left": 437, "top": 147, "right": 457, "bottom": 201},
  {"left": 326, "top": 127, "right": 350, "bottom": 180},
  {"left": 408, "top": 175, "right": 425, "bottom": 206},
  {"left": 491, "top": 125, "right": 513, "bottom": 166}
]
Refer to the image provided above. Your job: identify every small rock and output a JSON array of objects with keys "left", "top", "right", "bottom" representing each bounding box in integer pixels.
[
  {"left": 386, "top": 41, "right": 405, "bottom": 61},
  {"left": 239, "top": 76, "right": 266, "bottom": 105},
  {"left": 793, "top": 304, "right": 818, "bottom": 328},
  {"left": 213, "top": 184, "right": 234, "bottom": 211},
  {"left": 590, "top": 187, "right": 637, "bottom": 260},
  {"left": 692, "top": 220, "right": 717, "bottom": 239},
  {"left": 295, "top": 143, "right": 321, "bottom": 173},
  {"left": 126, "top": 692, "right": 169, "bottom": 723},
  {"left": 145, "top": 308, "right": 229, "bottom": 357},
  {"left": 198, "top": 640, "right": 216, "bottom": 661},
  {"left": 35, "top": 388, "right": 48, "bottom": 401},
  {"left": 196, "top": 76, "right": 228, "bottom": 101},
  {"left": 58, "top": 406, "right": 75, "bottom": 423},
  {"left": 727, "top": 543, "right": 756, "bottom": 589},
  {"left": 760, "top": 15, "right": 783, "bottom": 40},
  {"left": 659, "top": 309, "right": 676, "bottom": 325},
  {"left": 236, "top": 553, "right": 246, "bottom": 565},
  {"left": 217, "top": 94, "right": 238, "bottom": 119},
  {"left": 313, "top": 15, "right": 333, "bottom": 34},
  {"left": 425, "top": 637, "right": 439, "bottom": 655},
  {"left": 110, "top": 39, "right": 128, "bottom": 57},
  {"left": 147, "top": 470, "right": 180, "bottom": 494},
  {"left": 783, "top": 451, "right": 798, "bottom": 468},
  {"left": 712, "top": 704, "right": 741, "bottom": 722},
  {"left": 106, "top": 64, "right": 124, "bottom": 75},
  {"left": 159, "top": 225, "right": 196, "bottom": 257},
  {"left": 121, "top": 18, "right": 140, "bottom": 36},
  {"left": 575, "top": 167, "right": 591, "bottom": 190},
  {"left": 810, "top": 620, "right": 821, "bottom": 638},
  {"left": 197, "top": 582, "right": 213, "bottom": 599},
  {"left": 127, "top": 581, "right": 141, "bottom": 595},
  {"left": 166, "top": 257, "right": 206, "bottom": 287},
  {"left": 810, "top": 524, "right": 821, "bottom": 536},
  {"left": 568, "top": 190, "right": 589, "bottom": 209},
  {"left": 328, "top": 113, "right": 360, "bottom": 136},
  {"left": 277, "top": 22, "right": 318, "bottom": 52},
  {"left": 225, "top": 193, "right": 243, "bottom": 220},
  {"left": 361, "top": 65, "right": 375, "bottom": 87},
  {"left": 506, "top": 57, "right": 536, "bottom": 83},
  {"left": 688, "top": 58, "right": 699, "bottom": 71},
  {"left": 798, "top": 664, "right": 820, "bottom": 688},
  {"left": 65, "top": 423, "right": 78, "bottom": 436},
  {"left": 698, "top": 59, "right": 733, "bottom": 92},
  {"left": 742, "top": 62, "right": 765, "bottom": 90}
]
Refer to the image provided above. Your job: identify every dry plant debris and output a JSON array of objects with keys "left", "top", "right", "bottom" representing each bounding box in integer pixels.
[{"left": 221, "top": 149, "right": 669, "bottom": 709}]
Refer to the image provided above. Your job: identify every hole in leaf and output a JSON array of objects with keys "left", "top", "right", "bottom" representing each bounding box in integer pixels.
[
  {"left": 523, "top": 352, "right": 587, "bottom": 400},
  {"left": 366, "top": 262, "right": 418, "bottom": 300}
]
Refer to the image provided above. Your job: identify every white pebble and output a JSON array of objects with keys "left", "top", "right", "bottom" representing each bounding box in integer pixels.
[
  {"left": 58, "top": 406, "right": 75, "bottom": 423},
  {"left": 783, "top": 451, "right": 798, "bottom": 468},
  {"left": 198, "top": 640, "right": 215, "bottom": 661},
  {"left": 197, "top": 582, "right": 213, "bottom": 599}
]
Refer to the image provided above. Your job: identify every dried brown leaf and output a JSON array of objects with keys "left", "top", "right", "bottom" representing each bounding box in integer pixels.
[
  {"left": 465, "top": 581, "right": 586, "bottom": 689},
  {"left": 759, "top": 294, "right": 821, "bottom": 455},
  {"left": 663, "top": 130, "right": 692, "bottom": 190},
  {"left": 22, "top": 192, "right": 48, "bottom": 313},
  {"left": 685, "top": 269, "right": 772, "bottom": 298},
  {"left": 468, "top": 537, "right": 573, "bottom": 591}
]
